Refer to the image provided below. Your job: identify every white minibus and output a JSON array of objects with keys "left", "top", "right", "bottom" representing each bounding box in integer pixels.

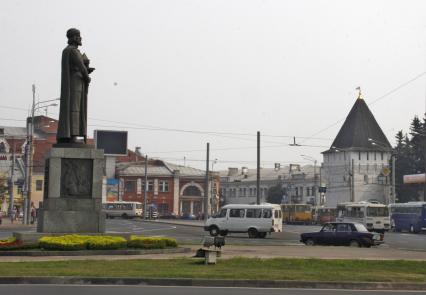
[
  {"left": 103, "top": 201, "right": 143, "bottom": 219},
  {"left": 204, "top": 204, "right": 282, "bottom": 238}
]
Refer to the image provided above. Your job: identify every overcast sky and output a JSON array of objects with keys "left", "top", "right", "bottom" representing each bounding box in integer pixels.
[{"left": 0, "top": 0, "right": 425, "bottom": 170}]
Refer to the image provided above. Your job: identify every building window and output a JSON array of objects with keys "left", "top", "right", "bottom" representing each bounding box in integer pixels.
[
  {"left": 381, "top": 152, "right": 384, "bottom": 160},
  {"left": 159, "top": 180, "right": 169, "bottom": 192},
  {"left": 125, "top": 180, "right": 136, "bottom": 193},
  {"left": 358, "top": 152, "right": 361, "bottom": 160},
  {"left": 243, "top": 188, "right": 246, "bottom": 197},
  {"left": 374, "top": 152, "right": 377, "bottom": 161},
  {"left": 36, "top": 180, "right": 43, "bottom": 191},
  {"left": 183, "top": 185, "right": 202, "bottom": 196},
  {"left": 249, "top": 188, "right": 253, "bottom": 196},
  {"left": 142, "top": 180, "right": 154, "bottom": 192},
  {"left": 367, "top": 152, "right": 369, "bottom": 161},
  {"left": 306, "top": 187, "right": 310, "bottom": 196}
]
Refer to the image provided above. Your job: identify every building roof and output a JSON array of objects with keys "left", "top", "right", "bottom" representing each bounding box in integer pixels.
[
  {"left": 219, "top": 165, "right": 316, "bottom": 183},
  {"left": 0, "top": 126, "right": 45, "bottom": 139},
  {"left": 324, "top": 98, "right": 391, "bottom": 153},
  {"left": 117, "top": 159, "right": 207, "bottom": 178}
]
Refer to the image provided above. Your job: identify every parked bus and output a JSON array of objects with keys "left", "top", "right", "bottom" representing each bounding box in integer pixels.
[
  {"left": 312, "top": 206, "right": 336, "bottom": 225},
  {"left": 336, "top": 201, "right": 390, "bottom": 233},
  {"left": 281, "top": 204, "right": 312, "bottom": 224},
  {"left": 103, "top": 201, "right": 143, "bottom": 219},
  {"left": 389, "top": 202, "right": 426, "bottom": 233},
  {"left": 204, "top": 204, "right": 282, "bottom": 238}
]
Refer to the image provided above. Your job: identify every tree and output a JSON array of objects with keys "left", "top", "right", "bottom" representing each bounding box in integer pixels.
[
  {"left": 393, "top": 116, "right": 426, "bottom": 202},
  {"left": 267, "top": 183, "right": 283, "bottom": 204}
]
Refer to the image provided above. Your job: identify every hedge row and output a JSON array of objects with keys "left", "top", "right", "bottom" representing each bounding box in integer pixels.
[
  {"left": 37, "top": 235, "right": 178, "bottom": 251},
  {"left": 39, "top": 235, "right": 127, "bottom": 251},
  {"left": 128, "top": 236, "right": 177, "bottom": 249}
]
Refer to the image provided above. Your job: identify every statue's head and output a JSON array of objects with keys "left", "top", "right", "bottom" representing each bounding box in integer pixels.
[{"left": 66, "top": 28, "right": 82, "bottom": 46}]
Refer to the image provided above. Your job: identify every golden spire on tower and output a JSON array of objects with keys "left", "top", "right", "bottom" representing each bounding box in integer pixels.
[{"left": 356, "top": 86, "right": 363, "bottom": 99}]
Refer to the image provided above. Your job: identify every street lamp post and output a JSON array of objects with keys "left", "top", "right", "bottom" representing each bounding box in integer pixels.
[
  {"left": 24, "top": 85, "right": 59, "bottom": 224},
  {"left": 301, "top": 155, "right": 318, "bottom": 206}
]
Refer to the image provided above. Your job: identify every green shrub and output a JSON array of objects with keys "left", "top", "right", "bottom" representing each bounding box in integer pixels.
[
  {"left": 128, "top": 236, "right": 177, "bottom": 249},
  {"left": 161, "top": 237, "right": 178, "bottom": 248},
  {"left": 39, "top": 235, "right": 86, "bottom": 251},
  {"left": 39, "top": 235, "right": 127, "bottom": 251},
  {"left": 86, "top": 236, "right": 127, "bottom": 250}
]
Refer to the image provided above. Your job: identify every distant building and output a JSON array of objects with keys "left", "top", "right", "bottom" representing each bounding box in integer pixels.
[
  {"left": 0, "top": 116, "right": 59, "bottom": 211},
  {"left": 116, "top": 159, "right": 220, "bottom": 217},
  {"left": 219, "top": 164, "right": 319, "bottom": 205},
  {"left": 322, "top": 91, "right": 392, "bottom": 206}
]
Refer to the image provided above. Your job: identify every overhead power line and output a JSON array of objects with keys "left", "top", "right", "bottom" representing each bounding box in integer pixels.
[{"left": 300, "top": 71, "right": 426, "bottom": 145}]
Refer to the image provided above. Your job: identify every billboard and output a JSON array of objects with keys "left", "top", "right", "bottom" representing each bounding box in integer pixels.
[
  {"left": 106, "top": 178, "right": 119, "bottom": 202},
  {"left": 94, "top": 130, "right": 128, "bottom": 156}
]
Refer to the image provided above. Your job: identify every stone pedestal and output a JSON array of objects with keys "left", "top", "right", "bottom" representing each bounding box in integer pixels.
[{"left": 37, "top": 147, "right": 106, "bottom": 233}]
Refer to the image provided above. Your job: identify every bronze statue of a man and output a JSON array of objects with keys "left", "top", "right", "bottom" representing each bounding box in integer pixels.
[{"left": 57, "top": 28, "right": 94, "bottom": 144}]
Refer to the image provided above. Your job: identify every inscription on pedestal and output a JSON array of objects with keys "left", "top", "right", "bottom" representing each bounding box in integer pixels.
[{"left": 60, "top": 159, "right": 93, "bottom": 198}]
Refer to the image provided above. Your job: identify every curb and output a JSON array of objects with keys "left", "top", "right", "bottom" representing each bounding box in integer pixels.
[
  {"left": 0, "top": 247, "right": 191, "bottom": 257},
  {"left": 0, "top": 277, "right": 424, "bottom": 290}
]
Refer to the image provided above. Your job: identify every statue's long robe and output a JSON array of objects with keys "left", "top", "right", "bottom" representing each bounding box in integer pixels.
[{"left": 57, "top": 45, "right": 89, "bottom": 142}]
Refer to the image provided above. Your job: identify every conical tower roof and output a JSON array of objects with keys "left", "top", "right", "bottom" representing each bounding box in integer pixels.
[{"left": 325, "top": 96, "right": 391, "bottom": 153}]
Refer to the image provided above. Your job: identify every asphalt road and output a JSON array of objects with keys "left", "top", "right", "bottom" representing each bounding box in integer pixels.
[
  {"left": 2, "top": 219, "right": 426, "bottom": 251},
  {"left": 0, "top": 285, "right": 423, "bottom": 295},
  {"left": 107, "top": 219, "right": 426, "bottom": 251}
]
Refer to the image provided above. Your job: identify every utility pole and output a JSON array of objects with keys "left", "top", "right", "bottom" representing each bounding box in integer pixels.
[
  {"left": 204, "top": 143, "right": 210, "bottom": 222},
  {"left": 8, "top": 140, "right": 15, "bottom": 221},
  {"left": 24, "top": 84, "right": 36, "bottom": 225},
  {"left": 143, "top": 155, "right": 148, "bottom": 220},
  {"left": 392, "top": 155, "right": 396, "bottom": 204},
  {"left": 313, "top": 160, "right": 317, "bottom": 206},
  {"left": 256, "top": 131, "right": 260, "bottom": 205},
  {"left": 351, "top": 159, "right": 355, "bottom": 202}
]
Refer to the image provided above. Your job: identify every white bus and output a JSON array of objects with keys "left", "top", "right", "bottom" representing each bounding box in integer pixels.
[
  {"left": 336, "top": 201, "right": 390, "bottom": 233},
  {"left": 204, "top": 203, "right": 283, "bottom": 238},
  {"left": 103, "top": 201, "right": 143, "bottom": 219}
]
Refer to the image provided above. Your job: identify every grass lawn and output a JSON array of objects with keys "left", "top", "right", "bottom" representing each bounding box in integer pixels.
[{"left": 0, "top": 258, "right": 426, "bottom": 282}]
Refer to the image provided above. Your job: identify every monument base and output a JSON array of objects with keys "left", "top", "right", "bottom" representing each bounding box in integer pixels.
[
  {"left": 37, "top": 198, "right": 105, "bottom": 233},
  {"left": 37, "top": 146, "right": 105, "bottom": 233}
]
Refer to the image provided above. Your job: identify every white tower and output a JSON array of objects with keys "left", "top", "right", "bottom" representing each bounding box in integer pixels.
[{"left": 322, "top": 89, "right": 392, "bottom": 206}]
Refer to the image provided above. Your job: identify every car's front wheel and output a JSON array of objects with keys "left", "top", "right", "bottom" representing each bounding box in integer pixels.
[
  {"left": 305, "top": 238, "right": 315, "bottom": 246},
  {"left": 349, "top": 240, "right": 360, "bottom": 247}
]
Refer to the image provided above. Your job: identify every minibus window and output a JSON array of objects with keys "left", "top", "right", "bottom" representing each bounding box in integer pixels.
[
  {"left": 218, "top": 209, "right": 227, "bottom": 218},
  {"left": 262, "top": 209, "right": 272, "bottom": 218},
  {"left": 230, "top": 209, "right": 245, "bottom": 218},
  {"left": 246, "top": 209, "right": 262, "bottom": 218}
]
